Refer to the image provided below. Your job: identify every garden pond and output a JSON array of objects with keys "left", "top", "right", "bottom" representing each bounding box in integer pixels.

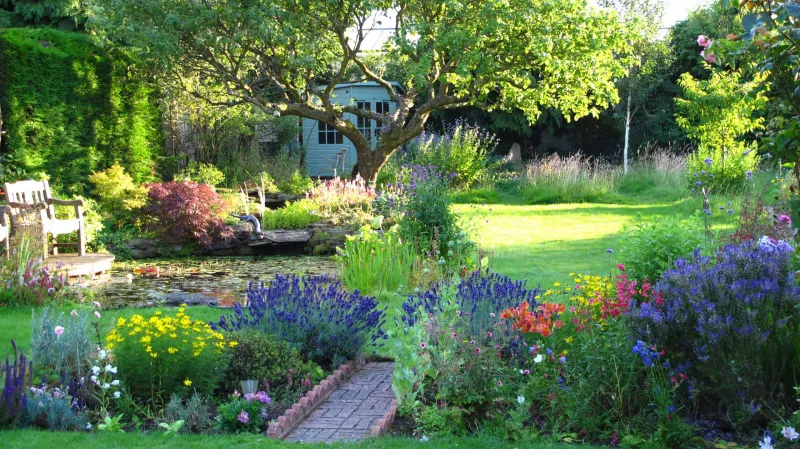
[{"left": 84, "top": 256, "right": 338, "bottom": 307}]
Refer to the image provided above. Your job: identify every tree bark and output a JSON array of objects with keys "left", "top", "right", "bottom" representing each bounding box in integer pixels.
[{"left": 624, "top": 89, "right": 631, "bottom": 175}]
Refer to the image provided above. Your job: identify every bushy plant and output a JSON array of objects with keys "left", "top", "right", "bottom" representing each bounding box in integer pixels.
[
  {"left": 215, "top": 275, "right": 386, "bottom": 369},
  {"left": 163, "top": 392, "right": 213, "bottom": 434},
  {"left": 105, "top": 307, "right": 233, "bottom": 406},
  {"left": 1, "top": 340, "right": 33, "bottom": 427},
  {"left": 376, "top": 165, "right": 461, "bottom": 256},
  {"left": 278, "top": 169, "right": 313, "bottom": 195},
  {"left": 676, "top": 69, "right": 764, "bottom": 190},
  {"left": 21, "top": 385, "right": 89, "bottom": 431},
  {"left": 632, "top": 239, "right": 800, "bottom": 429},
  {"left": 307, "top": 175, "right": 376, "bottom": 228},
  {"left": 335, "top": 225, "right": 415, "bottom": 295},
  {"left": 144, "top": 181, "right": 233, "bottom": 247},
  {"left": 0, "top": 238, "right": 73, "bottom": 307},
  {"left": 215, "top": 392, "right": 271, "bottom": 434},
  {"left": 618, "top": 215, "right": 708, "bottom": 282},
  {"left": 31, "top": 307, "right": 93, "bottom": 380},
  {"left": 88, "top": 164, "right": 150, "bottom": 227},
  {"left": 218, "top": 330, "right": 323, "bottom": 407},
  {"left": 398, "top": 123, "right": 497, "bottom": 189},
  {"left": 175, "top": 161, "right": 225, "bottom": 187},
  {"left": 260, "top": 199, "right": 319, "bottom": 230}
]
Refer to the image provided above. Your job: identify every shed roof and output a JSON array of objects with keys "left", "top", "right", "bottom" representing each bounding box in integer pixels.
[{"left": 325, "top": 80, "right": 405, "bottom": 92}]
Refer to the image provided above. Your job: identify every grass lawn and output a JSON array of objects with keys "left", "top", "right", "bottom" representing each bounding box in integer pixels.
[
  {"left": 455, "top": 193, "right": 737, "bottom": 287},
  {"left": 0, "top": 430, "right": 604, "bottom": 448}
]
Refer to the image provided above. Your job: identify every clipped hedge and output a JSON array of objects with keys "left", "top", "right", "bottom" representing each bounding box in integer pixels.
[{"left": 0, "top": 28, "right": 162, "bottom": 193}]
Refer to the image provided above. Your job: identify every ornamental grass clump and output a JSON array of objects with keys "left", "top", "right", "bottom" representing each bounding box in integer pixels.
[
  {"left": 335, "top": 225, "right": 415, "bottom": 295},
  {"left": 106, "top": 307, "right": 233, "bottom": 406},
  {"left": 215, "top": 275, "right": 387, "bottom": 369},
  {"left": 632, "top": 239, "right": 800, "bottom": 428}
]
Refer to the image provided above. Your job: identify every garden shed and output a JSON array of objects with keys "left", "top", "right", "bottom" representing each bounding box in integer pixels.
[{"left": 303, "top": 81, "right": 402, "bottom": 177}]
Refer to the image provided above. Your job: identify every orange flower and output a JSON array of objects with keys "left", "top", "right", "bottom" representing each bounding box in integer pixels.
[{"left": 500, "top": 302, "right": 565, "bottom": 337}]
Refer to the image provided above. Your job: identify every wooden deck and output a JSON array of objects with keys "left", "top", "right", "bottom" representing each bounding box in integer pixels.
[{"left": 45, "top": 253, "right": 115, "bottom": 277}]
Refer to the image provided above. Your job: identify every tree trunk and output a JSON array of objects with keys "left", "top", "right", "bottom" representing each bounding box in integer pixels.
[{"left": 624, "top": 90, "right": 631, "bottom": 175}]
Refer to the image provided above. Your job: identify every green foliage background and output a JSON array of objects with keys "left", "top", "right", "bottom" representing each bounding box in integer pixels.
[{"left": 0, "top": 27, "right": 162, "bottom": 194}]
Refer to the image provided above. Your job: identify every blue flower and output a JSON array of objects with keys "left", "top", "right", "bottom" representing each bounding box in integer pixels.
[
  {"left": 606, "top": 249, "right": 614, "bottom": 254},
  {"left": 704, "top": 158, "right": 713, "bottom": 165},
  {"left": 695, "top": 181, "right": 702, "bottom": 186}
]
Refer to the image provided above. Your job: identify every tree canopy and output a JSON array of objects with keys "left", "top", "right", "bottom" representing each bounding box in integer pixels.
[{"left": 93, "top": 0, "right": 632, "bottom": 180}]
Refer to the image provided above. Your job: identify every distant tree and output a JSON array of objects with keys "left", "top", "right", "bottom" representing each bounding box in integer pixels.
[
  {"left": 0, "top": 0, "right": 88, "bottom": 29},
  {"left": 93, "top": 0, "right": 633, "bottom": 181}
]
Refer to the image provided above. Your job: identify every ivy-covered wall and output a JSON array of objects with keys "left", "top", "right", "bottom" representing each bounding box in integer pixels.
[{"left": 0, "top": 28, "right": 162, "bottom": 193}]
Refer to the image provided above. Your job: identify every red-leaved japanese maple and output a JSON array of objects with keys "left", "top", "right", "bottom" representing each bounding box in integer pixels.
[{"left": 144, "top": 182, "right": 233, "bottom": 247}]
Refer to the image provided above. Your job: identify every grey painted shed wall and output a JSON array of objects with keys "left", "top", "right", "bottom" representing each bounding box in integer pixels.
[{"left": 303, "top": 83, "right": 397, "bottom": 177}]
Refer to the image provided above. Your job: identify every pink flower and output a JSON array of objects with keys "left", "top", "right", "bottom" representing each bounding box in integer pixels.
[
  {"left": 779, "top": 214, "right": 792, "bottom": 225},
  {"left": 54, "top": 326, "right": 64, "bottom": 337},
  {"left": 450, "top": 332, "right": 457, "bottom": 338},
  {"left": 697, "top": 35, "right": 711, "bottom": 48},
  {"left": 92, "top": 301, "right": 101, "bottom": 308},
  {"left": 523, "top": 369, "right": 530, "bottom": 375},
  {"left": 616, "top": 263, "right": 626, "bottom": 271},
  {"left": 70, "top": 310, "right": 78, "bottom": 317},
  {"left": 476, "top": 347, "right": 482, "bottom": 353},
  {"left": 497, "top": 380, "right": 503, "bottom": 387},
  {"left": 237, "top": 410, "right": 249, "bottom": 424},
  {"left": 419, "top": 342, "right": 426, "bottom": 349},
  {"left": 94, "top": 311, "right": 101, "bottom": 319},
  {"left": 701, "top": 50, "right": 716, "bottom": 63}
]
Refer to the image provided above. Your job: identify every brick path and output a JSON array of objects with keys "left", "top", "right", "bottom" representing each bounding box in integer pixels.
[{"left": 284, "top": 362, "right": 395, "bottom": 443}]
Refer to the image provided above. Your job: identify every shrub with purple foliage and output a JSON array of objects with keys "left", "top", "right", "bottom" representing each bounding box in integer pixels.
[
  {"left": 631, "top": 239, "right": 800, "bottom": 427},
  {"left": 215, "top": 275, "right": 386, "bottom": 369},
  {"left": 1, "top": 340, "right": 32, "bottom": 426}
]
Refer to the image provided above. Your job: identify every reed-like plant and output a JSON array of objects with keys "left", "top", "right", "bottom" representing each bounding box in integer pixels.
[
  {"left": 335, "top": 225, "right": 415, "bottom": 295},
  {"left": 0, "top": 238, "right": 70, "bottom": 307}
]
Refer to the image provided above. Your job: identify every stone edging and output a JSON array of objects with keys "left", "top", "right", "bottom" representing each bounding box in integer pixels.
[
  {"left": 266, "top": 357, "right": 365, "bottom": 439},
  {"left": 369, "top": 399, "right": 399, "bottom": 437}
]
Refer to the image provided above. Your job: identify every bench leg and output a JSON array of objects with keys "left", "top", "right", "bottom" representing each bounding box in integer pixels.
[{"left": 77, "top": 221, "right": 86, "bottom": 256}]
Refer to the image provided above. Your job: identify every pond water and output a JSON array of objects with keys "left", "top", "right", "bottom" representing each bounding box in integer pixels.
[{"left": 86, "top": 256, "right": 338, "bottom": 307}]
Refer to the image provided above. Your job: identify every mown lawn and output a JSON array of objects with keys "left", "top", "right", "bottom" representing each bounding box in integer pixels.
[
  {"left": 0, "top": 430, "right": 604, "bottom": 448},
  {"left": 455, "top": 193, "right": 737, "bottom": 287}
]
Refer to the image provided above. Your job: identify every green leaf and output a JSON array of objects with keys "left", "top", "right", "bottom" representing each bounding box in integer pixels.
[{"left": 742, "top": 13, "right": 760, "bottom": 31}]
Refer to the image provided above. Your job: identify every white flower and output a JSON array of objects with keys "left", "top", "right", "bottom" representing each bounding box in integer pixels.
[
  {"left": 113, "top": 391, "right": 121, "bottom": 399},
  {"left": 111, "top": 380, "right": 120, "bottom": 386},
  {"left": 99, "top": 350, "right": 107, "bottom": 359},
  {"left": 759, "top": 436, "right": 774, "bottom": 449},
  {"left": 534, "top": 354, "right": 544, "bottom": 364},
  {"left": 420, "top": 435, "right": 429, "bottom": 442},
  {"left": 517, "top": 396, "right": 525, "bottom": 404},
  {"left": 783, "top": 426, "right": 799, "bottom": 441},
  {"left": 86, "top": 423, "right": 92, "bottom": 430},
  {"left": 104, "top": 364, "right": 117, "bottom": 374},
  {"left": 102, "top": 383, "right": 110, "bottom": 389},
  {"left": 90, "top": 375, "right": 98, "bottom": 383},
  {"left": 91, "top": 366, "right": 100, "bottom": 375}
]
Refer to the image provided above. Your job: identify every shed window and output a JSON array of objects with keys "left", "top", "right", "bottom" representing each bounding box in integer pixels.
[
  {"left": 356, "top": 101, "right": 372, "bottom": 143},
  {"left": 318, "top": 121, "right": 342, "bottom": 145},
  {"left": 374, "top": 101, "right": 390, "bottom": 137}
]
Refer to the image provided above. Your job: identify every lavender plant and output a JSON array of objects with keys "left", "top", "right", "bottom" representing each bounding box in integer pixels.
[
  {"left": 215, "top": 275, "right": 387, "bottom": 368},
  {"left": 1, "top": 340, "right": 32, "bottom": 426},
  {"left": 632, "top": 239, "right": 800, "bottom": 426}
]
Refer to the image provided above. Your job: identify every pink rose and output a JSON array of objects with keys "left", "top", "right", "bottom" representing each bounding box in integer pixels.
[
  {"left": 701, "top": 50, "right": 716, "bottom": 63},
  {"left": 54, "top": 326, "right": 64, "bottom": 337},
  {"left": 697, "top": 35, "right": 711, "bottom": 48}
]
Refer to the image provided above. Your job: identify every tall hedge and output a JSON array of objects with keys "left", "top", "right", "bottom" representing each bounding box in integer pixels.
[{"left": 0, "top": 28, "right": 162, "bottom": 193}]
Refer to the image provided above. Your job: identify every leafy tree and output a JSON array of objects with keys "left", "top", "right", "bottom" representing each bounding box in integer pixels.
[
  {"left": 93, "top": 0, "right": 632, "bottom": 181},
  {"left": 0, "top": 0, "right": 89, "bottom": 29},
  {"left": 675, "top": 67, "right": 766, "bottom": 188}
]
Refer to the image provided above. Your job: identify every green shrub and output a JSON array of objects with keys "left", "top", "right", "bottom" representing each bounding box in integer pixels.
[
  {"left": 215, "top": 395, "right": 268, "bottom": 434},
  {"left": 278, "top": 169, "right": 313, "bottom": 195},
  {"left": 261, "top": 199, "right": 319, "bottom": 230},
  {"left": 0, "top": 28, "right": 162, "bottom": 194},
  {"left": 335, "top": 225, "right": 416, "bottom": 295},
  {"left": 400, "top": 123, "right": 496, "bottom": 189},
  {"left": 618, "top": 215, "right": 708, "bottom": 282},
  {"left": 88, "top": 164, "right": 150, "bottom": 227},
  {"left": 219, "top": 330, "right": 324, "bottom": 407},
  {"left": 175, "top": 161, "right": 225, "bottom": 187}
]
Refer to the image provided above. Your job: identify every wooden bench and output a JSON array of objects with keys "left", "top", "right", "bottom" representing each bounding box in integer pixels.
[{"left": 4, "top": 180, "right": 86, "bottom": 256}]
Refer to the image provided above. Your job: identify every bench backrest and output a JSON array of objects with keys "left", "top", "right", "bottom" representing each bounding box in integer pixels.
[{"left": 4, "top": 179, "right": 55, "bottom": 219}]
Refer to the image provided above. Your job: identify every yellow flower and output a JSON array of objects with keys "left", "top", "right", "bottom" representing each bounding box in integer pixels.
[
  {"left": 228, "top": 341, "right": 239, "bottom": 347},
  {"left": 553, "top": 282, "right": 561, "bottom": 287},
  {"left": 117, "top": 317, "right": 126, "bottom": 327},
  {"left": 184, "top": 378, "right": 192, "bottom": 386},
  {"left": 564, "top": 337, "right": 573, "bottom": 344},
  {"left": 150, "top": 351, "right": 158, "bottom": 358},
  {"left": 170, "top": 333, "right": 177, "bottom": 338},
  {"left": 140, "top": 335, "right": 152, "bottom": 344},
  {"left": 154, "top": 311, "right": 162, "bottom": 316},
  {"left": 569, "top": 272, "right": 575, "bottom": 276},
  {"left": 145, "top": 345, "right": 153, "bottom": 353}
]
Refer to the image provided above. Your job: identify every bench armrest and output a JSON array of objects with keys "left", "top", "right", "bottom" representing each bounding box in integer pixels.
[
  {"left": 6, "top": 201, "right": 47, "bottom": 210},
  {"left": 46, "top": 198, "right": 84, "bottom": 207}
]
